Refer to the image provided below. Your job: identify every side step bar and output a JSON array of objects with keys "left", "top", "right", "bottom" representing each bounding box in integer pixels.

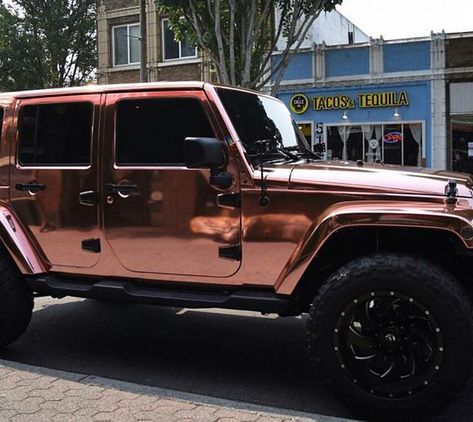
[{"left": 27, "top": 275, "right": 296, "bottom": 315}]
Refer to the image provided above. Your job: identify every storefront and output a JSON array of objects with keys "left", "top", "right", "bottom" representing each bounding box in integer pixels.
[
  {"left": 277, "top": 81, "right": 431, "bottom": 167},
  {"left": 450, "top": 82, "right": 473, "bottom": 172}
]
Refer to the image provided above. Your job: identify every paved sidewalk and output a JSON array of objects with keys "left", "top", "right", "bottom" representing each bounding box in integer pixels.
[{"left": 0, "top": 360, "right": 356, "bottom": 422}]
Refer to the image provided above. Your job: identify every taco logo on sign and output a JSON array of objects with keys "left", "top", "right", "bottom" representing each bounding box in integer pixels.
[{"left": 290, "top": 94, "right": 309, "bottom": 114}]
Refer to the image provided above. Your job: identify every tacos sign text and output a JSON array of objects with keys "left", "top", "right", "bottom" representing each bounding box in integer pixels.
[{"left": 290, "top": 91, "right": 409, "bottom": 114}]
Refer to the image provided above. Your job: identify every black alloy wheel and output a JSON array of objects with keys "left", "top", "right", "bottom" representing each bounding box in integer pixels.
[
  {"left": 334, "top": 290, "right": 443, "bottom": 399},
  {"left": 307, "top": 254, "right": 473, "bottom": 419}
]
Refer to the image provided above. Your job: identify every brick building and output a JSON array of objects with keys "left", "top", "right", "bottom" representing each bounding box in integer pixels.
[
  {"left": 97, "top": 0, "right": 211, "bottom": 84},
  {"left": 96, "top": 0, "right": 368, "bottom": 85}
]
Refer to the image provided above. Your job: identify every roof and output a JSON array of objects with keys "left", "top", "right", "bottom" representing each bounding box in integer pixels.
[{"left": 0, "top": 81, "right": 207, "bottom": 101}]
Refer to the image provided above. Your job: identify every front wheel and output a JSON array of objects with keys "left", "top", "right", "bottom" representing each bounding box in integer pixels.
[{"left": 307, "top": 254, "right": 473, "bottom": 418}]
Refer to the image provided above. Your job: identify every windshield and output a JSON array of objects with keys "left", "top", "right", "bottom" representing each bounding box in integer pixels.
[{"left": 217, "top": 88, "right": 308, "bottom": 159}]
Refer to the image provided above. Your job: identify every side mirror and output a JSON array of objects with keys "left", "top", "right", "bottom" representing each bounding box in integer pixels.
[
  {"left": 184, "top": 137, "right": 233, "bottom": 189},
  {"left": 184, "top": 137, "right": 225, "bottom": 169}
]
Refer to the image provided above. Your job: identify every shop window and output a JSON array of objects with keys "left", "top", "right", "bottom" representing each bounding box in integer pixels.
[
  {"left": 298, "top": 122, "right": 313, "bottom": 145},
  {"left": 162, "top": 19, "right": 197, "bottom": 61},
  {"left": 18, "top": 102, "right": 93, "bottom": 166},
  {"left": 451, "top": 115, "right": 473, "bottom": 173},
  {"left": 326, "top": 123, "right": 422, "bottom": 166},
  {"left": 113, "top": 24, "right": 140, "bottom": 66},
  {"left": 115, "top": 98, "right": 214, "bottom": 166}
]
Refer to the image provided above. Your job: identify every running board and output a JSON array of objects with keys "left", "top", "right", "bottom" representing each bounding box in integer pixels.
[{"left": 26, "top": 275, "right": 295, "bottom": 314}]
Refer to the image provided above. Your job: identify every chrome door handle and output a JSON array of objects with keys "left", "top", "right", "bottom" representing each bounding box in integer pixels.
[
  {"left": 15, "top": 183, "right": 46, "bottom": 193},
  {"left": 104, "top": 183, "right": 139, "bottom": 194}
]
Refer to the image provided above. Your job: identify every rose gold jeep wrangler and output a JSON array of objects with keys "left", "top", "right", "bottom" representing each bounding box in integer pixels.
[{"left": 0, "top": 82, "right": 472, "bottom": 418}]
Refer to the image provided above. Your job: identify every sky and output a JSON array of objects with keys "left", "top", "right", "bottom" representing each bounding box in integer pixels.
[{"left": 336, "top": 0, "right": 473, "bottom": 40}]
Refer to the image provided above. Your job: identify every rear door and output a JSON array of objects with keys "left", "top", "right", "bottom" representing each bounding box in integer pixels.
[
  {"left": 9, "top": 95, "right": 100, "bottom": 268},
  {"left": 102, "top": 90, "right": 241, "bottom": 278}
]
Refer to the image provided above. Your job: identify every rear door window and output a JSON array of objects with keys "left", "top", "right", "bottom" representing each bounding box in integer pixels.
[{"left": 18, "top": 102, "right": 93, "bottom": 166}]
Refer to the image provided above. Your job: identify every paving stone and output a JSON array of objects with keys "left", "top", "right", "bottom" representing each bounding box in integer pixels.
[
  {"left": 174, "top": 405, "right": 219, "bottom": 421},
  {"left": 116, "top": 395, "right": 158, "bottom": 412},
  {"left": 0, "top": 375, "right": 25, "bottom": 390},
  {"left": 65, "top": 387, "right": 110, "bottom": 400},
  {"left": 0, "top": 367, "right": 13, "bottom": 379},
  {"left": 93, "top": 407, "right": 137, "bottom": 422},
  {"left": 214, "top": 408, "right": 261, "bottom": 421},
  {"left": 0, "top": 385, "right": 34, "bottom": 402},
  {"left": 16, "top": 376, "right": 56, "bottom": 390},
  {"left": 11, "top": 410, "right": 57, "bottom": 422},
  {"left": 30, "top": 385, "right": 68, "bottom": 401},
  {"left": 0, "top": 410, "right": 18, "bottom": 421},
  {"left": 6, "top": 396, "right": 45, "bottom": 414},
  {"left": 80, "top": 397, "right": 119, "bottom": 413},
  {"left": 13, "top": 370, "right": 42, "bottom": 380},
  {"left": 133, "top": 409, "right": 179, "bottom": 421},
  {"left": 41, "top": 396, "right": 82, "bottom": 413},
  {"left": 154, "top": 398, "right": 197, "bottom": 414},
  {"left": 74, "top": 406, "right": 101, "bottom": 417}
]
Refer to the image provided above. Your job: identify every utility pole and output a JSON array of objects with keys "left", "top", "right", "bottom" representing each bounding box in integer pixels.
[{"left": 140, "top": 0, "right": 148, "bottom": 82}]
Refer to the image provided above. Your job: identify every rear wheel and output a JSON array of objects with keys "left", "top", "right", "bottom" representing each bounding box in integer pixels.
[
  {"left": 307, "top": 254, "right": 473, "bottom": 418},
  {"left": 0, "top": 249, "right": 33, "bottom": 347}
]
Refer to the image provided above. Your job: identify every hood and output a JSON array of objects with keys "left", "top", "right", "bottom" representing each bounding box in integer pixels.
[{"left": 262, "top": 160, "right": 473, "bottom": 198}]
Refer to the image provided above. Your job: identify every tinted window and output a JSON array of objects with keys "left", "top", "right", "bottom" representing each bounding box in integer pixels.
[
  {"left": 18, "top": 102, "right": 93, "bottom": 166},
  {"left": 115, "top": 98, "right": 213, "bottom": 166},
  {"left": 216, "top": 88, "right": 298, "bottom": 154}
]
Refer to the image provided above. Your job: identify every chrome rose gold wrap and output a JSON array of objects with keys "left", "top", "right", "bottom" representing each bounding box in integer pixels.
[
  {"left": 0, "top": 204, "right": 49, "bottom": 273},
  {"left": 9, "top": 94, "right": 101, "bottom": 269},
  {"left": 1, "top": 82, "right": 473, "bottom": 300},
  {"left": 101, "top": 90, "right": 241, "bottom": 278}
]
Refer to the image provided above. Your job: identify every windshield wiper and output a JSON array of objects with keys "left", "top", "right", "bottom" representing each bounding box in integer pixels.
[{"left": 284, "top": 145, "right": 321, "bottom": 160}]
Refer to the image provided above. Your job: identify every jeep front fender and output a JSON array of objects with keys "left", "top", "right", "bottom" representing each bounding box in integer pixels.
[
  {"left": 275, "top": 200, "right": 473, "bottom": 295},
  {"left": 0, "top": 205, "right": 49, "bottom": 274}
]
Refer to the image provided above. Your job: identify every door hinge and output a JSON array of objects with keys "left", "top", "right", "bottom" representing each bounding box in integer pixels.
[
  {"left": 219, "top": 245, "right": 242, "bottom": 261},
  {"left": 82, "top": 238, "right": 101, "bottom": 253},
  {"left": 217, "top": 193, "right": 241, "bottom": 209}
]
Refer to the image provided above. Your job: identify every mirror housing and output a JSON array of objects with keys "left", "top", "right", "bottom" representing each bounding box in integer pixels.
[{"left": 184, "top": 137, "right": 225, "bottom": 169}]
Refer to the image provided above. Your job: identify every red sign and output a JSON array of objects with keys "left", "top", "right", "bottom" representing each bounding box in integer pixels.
[{"left": 384, "top": 132, "right": 403, "bottom": 143}]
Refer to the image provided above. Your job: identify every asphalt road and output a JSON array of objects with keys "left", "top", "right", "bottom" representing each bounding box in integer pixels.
[{"left": 1, "top": 297, "right": 471, "bottom": 421}]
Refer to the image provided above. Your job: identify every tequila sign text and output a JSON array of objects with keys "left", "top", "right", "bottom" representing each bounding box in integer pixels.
[{"left": 290, "top": 91, "right": 410, "bottom": 113}]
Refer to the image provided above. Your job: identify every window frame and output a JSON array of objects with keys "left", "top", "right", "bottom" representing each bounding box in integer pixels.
[
  {"left": 161, "top": 18, "right": 197, "bottom": 62},
  {"left": 112, "top": 23, "right": 141, "bottom": 67},
  {"left": 16, "top": 101, "right": 95, "bottom": 169},
  {"left": 113, "top": 95, "right": 217, "bottom": 169}
]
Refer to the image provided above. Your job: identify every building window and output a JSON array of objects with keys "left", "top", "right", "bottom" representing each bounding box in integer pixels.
[
  {"left": 18, "top": 102, "right": 93, "bottom": 166},
  {"left": 162, "top": 19, "right": 197, "bottom": 61},
  {"left": 113, "top": 24, "right": 140, "bottom": 66},
  {"left": 326, "top": 123, "right": 423, "bottom": 166}
]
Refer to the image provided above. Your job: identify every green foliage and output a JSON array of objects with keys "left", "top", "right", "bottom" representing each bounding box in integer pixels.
[
  {"left": 157, "top": 0, "right": 342, "bottom": 90},
  {"left": 0, "top": 0, "right": 96, "bottom": 91}
]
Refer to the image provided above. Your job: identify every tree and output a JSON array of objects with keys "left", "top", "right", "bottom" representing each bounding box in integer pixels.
[
  {"left": 0, "top": 0, "right": 96, "bottom": 91},
  {"left": 157, "top": 0, "right": 342, "bottom": 93}
]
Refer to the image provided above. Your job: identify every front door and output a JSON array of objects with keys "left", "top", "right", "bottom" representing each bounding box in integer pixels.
[
  {"left": 10, "top": 95, "right": 100, "bottom": 268},
  {"left": 102, "top": 91, "right": 241, "bottom": 278}
]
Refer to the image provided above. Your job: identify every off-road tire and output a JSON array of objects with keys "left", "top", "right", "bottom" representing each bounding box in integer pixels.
[
  {"left": 0, "top": 249, "right": 33, "bottom": 347},
  {"left": 307, "top": 254, "right": 473, "bottom": 419}
]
